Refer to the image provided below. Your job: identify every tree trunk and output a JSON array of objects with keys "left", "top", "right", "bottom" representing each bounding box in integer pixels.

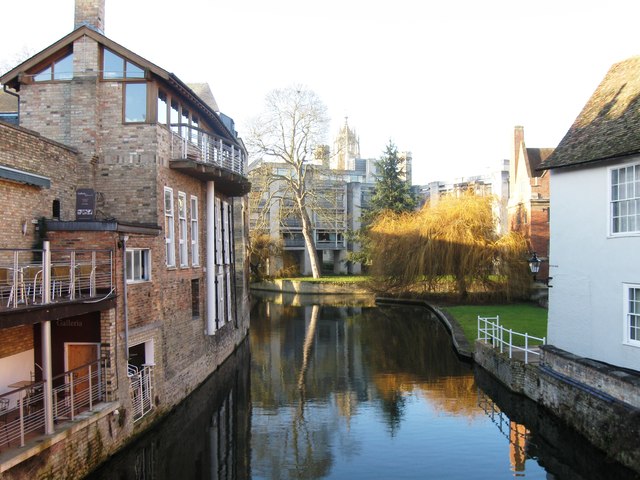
[{"left": 298, "top": 200, "right": 321, "bottom": 278}]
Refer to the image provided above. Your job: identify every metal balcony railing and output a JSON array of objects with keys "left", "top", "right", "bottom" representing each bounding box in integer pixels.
[
  {"left": 169, "top": 125, "right": 247, "bottom": 177},
  {"left": 128, "top": 364, "right": 154, "bottom": 422},
  {"left": 0, "top": 246, "right": 113, "bottom": 311},
  {"left": 0, "top": 358, "right": 110, "bottom": 449}
]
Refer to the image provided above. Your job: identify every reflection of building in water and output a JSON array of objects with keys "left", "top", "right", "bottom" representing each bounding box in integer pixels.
[
  {"left": 209, "top": 391, "right": 236, "bottom": 479},
  {"left": 478, "top": 391, "right": 530, "bottom": 476}
]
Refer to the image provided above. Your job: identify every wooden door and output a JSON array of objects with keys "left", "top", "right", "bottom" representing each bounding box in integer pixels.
[{"left": 66, "top": 344, "right": 99, "bottom": 398}]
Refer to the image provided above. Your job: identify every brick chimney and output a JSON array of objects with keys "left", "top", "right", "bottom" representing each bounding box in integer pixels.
[{"left": 74, "top": 0, "right": 105, "bottom": 34}]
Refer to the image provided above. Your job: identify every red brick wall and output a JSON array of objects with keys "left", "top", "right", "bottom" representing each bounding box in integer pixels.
[{"left": 0, "top": 326, "right": 34, "bottom": 358}]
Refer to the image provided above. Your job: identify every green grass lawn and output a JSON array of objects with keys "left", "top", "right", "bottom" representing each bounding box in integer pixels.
[{"left": 443, "top": 303, "right": 548, "bottom": 346}]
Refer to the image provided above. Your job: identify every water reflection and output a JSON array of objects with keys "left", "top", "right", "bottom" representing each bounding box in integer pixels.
[
  {"left": 250, "top": 301, "right": 546, "bottom": 479},
  {"left": 84, "top": 299, "right": 640, "bottom": 479},
  {"left": 86, "top": 338, "right": 251, "bottom": 480}
]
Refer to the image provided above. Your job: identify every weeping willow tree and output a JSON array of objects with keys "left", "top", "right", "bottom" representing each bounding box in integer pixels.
[{"left": 369, "top": 191, "right": 530, "bottom": 302}]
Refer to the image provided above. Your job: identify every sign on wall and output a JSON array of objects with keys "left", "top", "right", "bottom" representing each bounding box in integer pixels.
[{"left": 76, "top": 188, "right": 96, "bottom": 221}]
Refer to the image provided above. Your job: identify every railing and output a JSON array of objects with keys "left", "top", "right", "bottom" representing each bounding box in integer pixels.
[
  {"left": 477, "top": 315, "right": 546, "bottom": 364},
  {"left": 0, "top": 358, "right": 109, "bottom": 449},
  {"left": 0, "top": 247, "right": 113, "bottom": 310},
  {"left": 169, "top": 126, "right": 247, "bottom": 177},
  {"left": 128, "top": 365, "right": 154, "bottom": 422}
]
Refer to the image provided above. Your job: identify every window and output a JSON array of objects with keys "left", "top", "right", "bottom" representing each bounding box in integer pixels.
[
  {"left": 157, "top": 91, "right": 168, "bottom": 125},
  {"left": 125, "top": 83, "right": 147, "bottom": 122},
  {"left": 178, "top": 192, "right": 188, "bottom": 267},
  {"left": 102, "top": 49, "right": 144, "bottom": 79},
  {"left": 611, "top": 164, "right": 640, "bottom": 234},
  {"left": 34, "top": 52, "right": 74, "bottom": 81},
  {"left": 209, "top": 198, "right": 235, "bottom": 335},
  {"left": 164, "top": 187, "right": 175, "bottom": 267},
  {"left": 624, "top": 284, "right": 640, "bottom": 346},
  {"left": 170, "top": 100, "right": 180, "bottom": 133},
  {"left": 191, "top": 279, "right": 200, "bottom": 318},
  {"left": 191, "top": 195, "right": 200, "bottom": 266},
  {"left": 126, "top": 249, "right": 151, "bottom": 282}
]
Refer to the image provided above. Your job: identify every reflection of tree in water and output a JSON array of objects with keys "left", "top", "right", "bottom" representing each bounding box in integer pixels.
[
  {"left": 251, "top": 303, "right": 336, "bottom": 479},
  {"left": 359, "top": 305, "right": 477, "bottom": 432},
  {"left": 249, "top": 301, "right": 480, "bottom": 476}
]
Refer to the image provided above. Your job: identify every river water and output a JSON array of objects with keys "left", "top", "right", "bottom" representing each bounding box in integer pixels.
[{"left": 87, "top": 295, "right": 639, "bottom": 480}]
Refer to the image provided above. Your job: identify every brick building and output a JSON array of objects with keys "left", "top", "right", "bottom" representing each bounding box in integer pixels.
[
  {"left": 0, "top": 0, "right": 250, "bottom": 477},
  {"left": 507, "top": 126, "right": 552, "bottom": 280}
]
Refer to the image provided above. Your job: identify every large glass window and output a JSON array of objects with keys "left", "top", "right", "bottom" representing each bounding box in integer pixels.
[
  {"left": 34, "top": 53, "right": 74, "bottom": 81},
  {"left": 126, "top": 249, "right": 151, "bottom": 282},
  {"left": 157, "top": 91, "right": 168, "bottom": 125},
  {"left": 170, "top": 100, "right": 180, "bottom": 133},
  {"left": 191, "top": 195, "right": 200, "bottom": 266},
  {"left": 178, "top": 191, "right": 188, "bottom": 267},
  {"left": 624, "top": 284, "right": 640, "bottom": 346},
  {"left": 125, "top": 83, "right": 147, "bottom": 122},
  {"left": 103, "top": 49, "right": 144, "bottom": 79},
  {"left": 611, "top": 164, "right": 640, "bottom": 234},
  {"left": 164, "top": 187, "right": 175, "bottom": 267}
]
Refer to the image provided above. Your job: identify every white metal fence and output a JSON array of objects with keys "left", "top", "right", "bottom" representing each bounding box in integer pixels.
[
  {"left": 129, "top": 365, "right": 154, "bottom": 422},
  {"left": 477, "top": 315, "right": 546, "bottom": 364}
]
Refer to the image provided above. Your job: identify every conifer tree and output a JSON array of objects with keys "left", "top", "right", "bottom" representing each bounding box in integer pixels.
[{"left": 367, "top": 141, "right": 415, "bottom": 220}]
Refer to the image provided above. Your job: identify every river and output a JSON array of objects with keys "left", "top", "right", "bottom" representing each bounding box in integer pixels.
[{"left": 86, "top": 295, "right": 639, "bottom": 479}]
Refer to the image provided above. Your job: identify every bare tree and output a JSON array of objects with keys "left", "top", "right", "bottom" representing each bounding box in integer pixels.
[{"left": 247, "top": 86, "right": 330, "bottom": 278}]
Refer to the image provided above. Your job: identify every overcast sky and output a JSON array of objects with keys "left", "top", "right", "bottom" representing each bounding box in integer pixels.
[{"left": 2, "top": 0, "right": 640, "bottom": 184}]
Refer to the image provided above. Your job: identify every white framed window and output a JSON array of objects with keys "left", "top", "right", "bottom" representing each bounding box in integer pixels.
[
  {"left": 623, "top": 283, "right": 640, "bottom": 347},
  {"left": 190, "top": 195, "right": 200, "bottom": 266},
  {"left": 178, "top": 191, "right": 188, "bottom": 267},
  {"left": 126, "top": 249, "right": 151, "bottom": 283},
  {"left": 610, "top": 163, "right": 640, "bottom": 234},
  {"left": 209, "top": 197, "right": 236, "bottom": 334},
  {"left": 164, "top": 187, "right": 175, "bottom": 267}
]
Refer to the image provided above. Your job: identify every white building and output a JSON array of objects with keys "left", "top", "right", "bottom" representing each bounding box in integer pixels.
[{"left": 540, "top": 55, "right": 640, "bottom": 372}]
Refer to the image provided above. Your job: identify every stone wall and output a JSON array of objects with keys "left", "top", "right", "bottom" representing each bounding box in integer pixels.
[{"left": 475, "top": 340, "right": 640, "bottom": 473}]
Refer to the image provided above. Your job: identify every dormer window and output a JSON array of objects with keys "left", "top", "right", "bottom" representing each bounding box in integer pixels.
[
  {"left": 102, "top": 49, "right": 144, "bottom": 79},
  {"left": 34, "top": 53, "right": 74, "bottom": 82}
]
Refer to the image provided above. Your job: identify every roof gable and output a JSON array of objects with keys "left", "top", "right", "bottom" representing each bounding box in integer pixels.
[
  {"left": 541, "top": 56, "right": 640, "bottom": 170},
  {"left": 0, "top": 26, "right": 237, "bottom": 142}
]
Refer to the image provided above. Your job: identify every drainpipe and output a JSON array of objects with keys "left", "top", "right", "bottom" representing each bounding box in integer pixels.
[
  {"left": 121, "top": 235, "right": 129, "bottom": 362},
  {"left": 206, "top": 181, "right": 216, "bottom": 335},
  {"left": 41, "top": 241, "right": 54, "bottom": 434}
]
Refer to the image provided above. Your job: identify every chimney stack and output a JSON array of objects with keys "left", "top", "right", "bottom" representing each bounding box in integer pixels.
[{"left": 74, "top": 0, "right": 105, "bottom": 34}]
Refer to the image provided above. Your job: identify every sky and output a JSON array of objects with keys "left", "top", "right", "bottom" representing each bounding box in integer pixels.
[{"left": 2, "top": 0, "right": 640, "bottom": 185}]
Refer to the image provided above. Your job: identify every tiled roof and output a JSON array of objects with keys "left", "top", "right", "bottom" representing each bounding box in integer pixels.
[{"left": 540, "top": 56, "right": 640, "bottom": 170}]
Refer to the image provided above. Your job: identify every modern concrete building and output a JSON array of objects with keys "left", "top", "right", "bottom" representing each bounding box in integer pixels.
[
  {"left": 249, "top": 121, "right": 412, "bottom": 276},
  {"left": 0, "top": 1, "right": 250, "bottom": 477}
]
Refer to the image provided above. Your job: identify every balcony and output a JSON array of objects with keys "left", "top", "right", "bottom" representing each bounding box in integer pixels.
[
  {"left": 0, "top": 246, "right": 115, "bottom": 326},
  {"left": 169, "top": 126, "right": 250, "bottom": 197},
  {"left": 0, "top": 358, "right": 112, "bottom": 452}
]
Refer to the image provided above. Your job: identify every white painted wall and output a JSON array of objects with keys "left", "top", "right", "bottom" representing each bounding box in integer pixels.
[
  {"left": 0, "top": 349, "right": 35, "bottom": 406},
  {"left": 548, "top": 158, "right": 640, "bottom": 370}
]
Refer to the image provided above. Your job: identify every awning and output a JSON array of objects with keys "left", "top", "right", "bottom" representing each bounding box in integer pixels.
[{"left": 0, "top": 165, "right": 51, "bottom": 188}]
